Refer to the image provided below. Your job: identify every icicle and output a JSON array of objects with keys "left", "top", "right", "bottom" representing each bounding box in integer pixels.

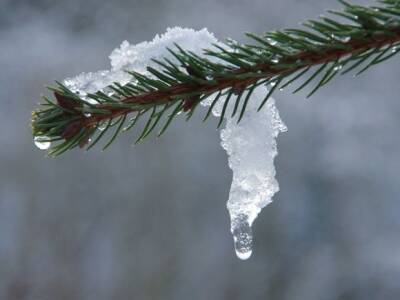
[
  {"left": 60, "top": 27, "right": 287, "bottom": 259},
  {"left": 218, "top": 86, "right": 287, "bottom": 259}
]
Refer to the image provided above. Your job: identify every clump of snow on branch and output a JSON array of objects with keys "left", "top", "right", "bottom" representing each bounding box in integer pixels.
[
  {"left": 63, "top": 27, "right": 218, "bottom": 97},
  {"left": 62, "top": 27, "right": 286, "bottom": 260}
]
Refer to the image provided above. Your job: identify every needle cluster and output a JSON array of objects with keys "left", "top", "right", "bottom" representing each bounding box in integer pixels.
[{"left": 32, "top": 0, "right": 400, "bottom": 156}]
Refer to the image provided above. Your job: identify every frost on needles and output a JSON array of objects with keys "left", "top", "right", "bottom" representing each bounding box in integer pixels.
[{"left": 60, "top": 27, "right": 287, "bottom": 260}]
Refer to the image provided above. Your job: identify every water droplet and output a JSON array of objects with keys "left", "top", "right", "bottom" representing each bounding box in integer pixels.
[
  {"left": 392, "top": 46, "right": 399, "bottom": 53},
  {"left": 341, "top": 36, "right": 351, "bottom": 43},
  {"left": 271, "top": 56, "right": 280, "bottom": 64},
  {"left": 267, "top": 38, "right": 277, "bottom": 46},
  {"left": 334, "top": 64, "right": 343, "bottom": 71},
  {"left": 98, "top": 121, "right": 107, "bottom": 131},
  {"left": 84, "top": 112, "right": 92, "bottom": 117},
  {"left": 123, "top": 117, "right": 135, "bottom": 131},
  {"left": 331, "top": 34, "right": 350, "bottom": 43},
  {"left": 231, "top": 214, "right": 253, "bottom": 260},
  {"left": 270, "top": 81, "right": 277, "bottom": 87},
  {"left": 34, "top": 136, "right": 51, "bottom": 150}
]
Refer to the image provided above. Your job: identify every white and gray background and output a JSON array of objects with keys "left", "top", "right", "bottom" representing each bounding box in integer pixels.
[{"left": 1, "top": 0, "right": 400, "bottom": 299}]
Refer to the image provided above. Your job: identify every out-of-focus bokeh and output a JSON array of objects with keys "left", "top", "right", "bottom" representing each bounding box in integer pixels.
[{"left": 1, "top": 0, "right": 400, "bottom": 299}]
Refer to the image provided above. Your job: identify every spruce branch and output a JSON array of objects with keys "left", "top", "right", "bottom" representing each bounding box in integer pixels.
[{"left": 32, "top": 0, "right": 400, "bottom": 156}]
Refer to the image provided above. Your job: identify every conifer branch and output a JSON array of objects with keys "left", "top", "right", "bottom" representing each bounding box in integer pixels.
[{"left": 32, "top": 0, "right": 400, "bottom": 156}]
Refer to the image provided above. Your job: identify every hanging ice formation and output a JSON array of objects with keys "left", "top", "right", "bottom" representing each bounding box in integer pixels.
[{"left": 36, "top": 27, "right": 287, "bottom": 259}]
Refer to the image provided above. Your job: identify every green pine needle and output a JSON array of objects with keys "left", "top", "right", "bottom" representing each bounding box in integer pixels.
[{"left": 32, "top": 0, "right": 400, "bottom": 156}]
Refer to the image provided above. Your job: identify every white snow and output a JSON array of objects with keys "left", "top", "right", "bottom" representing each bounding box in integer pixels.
[
  {"left": 61, "top": 27, "right": 286, "bottom": 260},
  {"left": 214, "top": 89, "right": 287, "bottom": 259},
  {"left": 63, "top": 27, "right": 218, "bottom": 98}
]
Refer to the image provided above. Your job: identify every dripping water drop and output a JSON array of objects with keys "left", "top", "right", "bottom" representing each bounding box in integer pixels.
[
  {"left": 231, "top": 214, "right": 253, "bottom": 260},
  {"left": 34, "top": 136, "right": 51, "bottom": 150}
]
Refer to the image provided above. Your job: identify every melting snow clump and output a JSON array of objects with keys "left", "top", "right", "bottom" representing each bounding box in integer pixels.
[
  {"left": 217, "top": 89, "right": 286, "bottom": 259},
  {"left": 59, "top": 27, "right": 287, "bottom": 260},
  {"left": 62, "top": 27, "right": 217, "bottom": 99}
]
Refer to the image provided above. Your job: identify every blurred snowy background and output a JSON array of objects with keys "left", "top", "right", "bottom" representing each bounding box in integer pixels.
[{"left": 1, "top": 0, "right": 400, "bottom": 299}]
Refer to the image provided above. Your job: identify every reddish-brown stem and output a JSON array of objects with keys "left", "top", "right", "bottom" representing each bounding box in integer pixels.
[{"left": 83, "top": 28, "right": 400, "bottom": 128}]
